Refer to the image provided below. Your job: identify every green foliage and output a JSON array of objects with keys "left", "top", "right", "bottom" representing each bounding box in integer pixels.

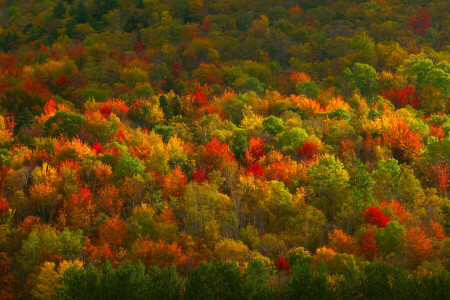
[
  {"left": 278, "top": 127, "right": 308, "bottom": 148},
  {"left": 154, "top": 125, "right": 174, "bottom": 142},
  {"left": 285, "top": 261, "right": 334, "bottom": 300},
  {"left": 345, "top": 63, "right": 379, "bottom": 98},
  {"left": 184, "top": 260, "right": 244, "bottom": 300},
  {"left": 262, "top": 116, "right": 284, "bottom": 136},
  {"left": 296, "top": 81, "right": 320, "bottom": 99},
  {"left": 377, "top": 221, "right": 406, "bottom": 256},
  {"left": 115, "top": 153, "right": 145, "bottom": 178},
  {"left": 230, "top": 129, "right": 248, "bottom": 160},
  {"left": 44, "top": 111, "right": 86, "bottom": 138}
]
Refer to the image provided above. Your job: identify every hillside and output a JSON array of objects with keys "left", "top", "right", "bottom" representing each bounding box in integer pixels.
[{"left": 0, "top": 0, "right": 449, "bottom": 299}]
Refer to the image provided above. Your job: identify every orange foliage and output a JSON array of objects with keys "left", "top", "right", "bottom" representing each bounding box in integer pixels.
[
  {"left": 429, "top": 162, "right": 449, "bottom": 195},
  {"left": 63, "top": 188, "right": 94, "bottom": 231},
  {"left": 95, "top": 185, "right": 123, "bottom": 216},
  {"left": 325, "top": 96, "right": 350, "bottom": 112},
  {"left": 312, "top": 247, "right": 336, "bottom": 268},
  {"left": 155, "top": 205, "right": 178, "bottom": 224},
  {"left": 383, "top": 119, "right": 423, "bottom": 162},
  {"left": 289, "top": 71, "right": 311, "bottom": 84},
  {"left": 132, "top": 239, "right": 187, "bottom": 270},
  {"left": 428, "top": 124, "right": 445, "bottom": 141},
  {"left": 291, "top": 95, "right": 322, "bottom": 115},
  {"left": 404, "top": 226, "right": 433, "bottom": 267},
  {"left": 98, "top": 215, "right": 128, "bottom": 249},
  {"left": 84, "top": 237, "right": 124, "bottom": 266},
  {"left": 328, "top": 229, "right": 359, "bottom": 255},
  {"left": 162, "top": 167, "right": 188, "bottom": 199},
  {"left": 428, "top": 221, "right": 445, "bottom": 242}
]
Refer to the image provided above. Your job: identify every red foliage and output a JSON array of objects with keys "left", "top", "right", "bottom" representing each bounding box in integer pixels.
[
  {"left": 58, "top": 159, "right": 80, "bottom": 172},
  {"left": 297, "top": 140, "right": 319, "bottom": 162},
  {"left": 0, "top": 54, "right": 19, "bottom": 74},
  {"left": 192, "top": 169, "right": 209, "bottom": 183},
  {"left": 244, "top": 137, "right": 266, "bottom": 165},
  {"left": 361, "top": 229, "right": 377, "bottom": 260},
  {"left": 56, "top": 73, "right": 70, "bottom": 86},
  {"left": 364, "top": 206, "right": 391, "bottom": 228},
  {"left": 276, "top": 256, "right": 290, "bottom": 272},
  {"left": 246, "top": 162, "right": 263, "bottom": 176},
  {"left": 172, "top": 61, "right": 185, "bottom": 77},
  {"left": 100, "top": 104, "right": 112, "bottom": 119},
  {"left": 191, "top": 86, "right": 209, "bottom": 107},
  {"left": 340, "top": 139, "right": 356, "bottom": 154},
  {"left": 428, "top": 124, "right": 445, "bottom": 141},
  {"left": 0, "top": 198, "right": 9, "bottom": 215},
  {"left": 92, "top": 139, "right": 103, "bottom": 154},
  {"left": 133, "top": 41, "right": 145, "bottom": 53},
  {"left": 407, "top": 8, "right": 431, "bottom": 37},
  {"left": 382, "top": 85, "right": 418, "bottom": 108},
  {"left": 43, "top": 99, "right": 57, "bottom": 115},
  {"left": 201, "top": 138, "right": 235, "bottom": 171},
  {"left": 202, "top": 19, "right": 211, "bottom": 32}
]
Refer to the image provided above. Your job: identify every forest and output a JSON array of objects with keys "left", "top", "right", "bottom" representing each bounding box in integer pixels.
[{"left": 0, "top": 0, "right": 449, "bottom": 299}]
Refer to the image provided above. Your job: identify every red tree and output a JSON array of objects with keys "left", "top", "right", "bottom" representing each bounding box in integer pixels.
[
  {"left": 361, "top": 229, "right": 377, "bottom": 260},
  {"left": 364, "top": 206, "right": 391, "bottom": 228},
  {"left": 382, "top": 85, "right": 418, "bottom": 108},
  {"left": 276, "top": 256, "right": 290, "bottom": 272},
  {"left": 407, "top": 8, "right": 431, "bottom": 37},
  {"left": 201, "top": 138, "right": 235, "bottom": 171},
  {"left": 297, "top": 140, "right": 319, "bottom": 162}
]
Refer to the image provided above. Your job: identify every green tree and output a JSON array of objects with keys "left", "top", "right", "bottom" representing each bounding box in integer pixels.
[
  {"left": 296, "top": 81, "right": 320, "bottom": 99},
  {"left": 308, "top": 154, "right": 350, "bottom": 220},
  {"left": 115, "top": 153, "right": 145, "bottom": 178},
  {"left": 184, "top": 260, "right": 244, "bottom": 300},
  {"left": 262, "top": 116, "right": 284, "bottom": 136},
  {"left": 52, "top": 0, "right": 66, "bottom": 19},
  {"left": 345, "top": 63, "right": 379, "bottom": 98},
  {"left": 278, "top": 127, "right": 308, "bottom": 148},
  {"left": 44, "top": 111, "right": 86, "bottom": 138},
  {"left": 285, "top": 261, "right": 334, "bottom": 300}
]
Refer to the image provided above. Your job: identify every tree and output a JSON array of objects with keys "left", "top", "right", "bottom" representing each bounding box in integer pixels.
[
  {"left": 278, "top": 127, "right": 308, "bottom": 148},
  {"left": 44, "top": 111, "right": 86, "bottom": 138},
  {"left": 230, "top": 129, "right": 248, "bottom": 161},
  {"left": 296, "top": 81, "right": 320, "bottom": 99},
  {"left": 115, "top": 153, "right": 145, "bottom": 178},
  {"left": 53, "top": 0, "right": 66, "bottom": 19},
  {"left": 407, "top": 8, "right": 431, "bottom": 37},
  {"left": 377, "top": 221, "right": 405, "bottom": 257},
  {"left": 243, "top": 260, "right": 273, "bottom": 300},
  {"left": 345, "top": 63, "right": 379, "bottom": 98},
  {"left": 285, "top": 261, "right": 334, "bottom": 300},
  {"left": 308, "top": 154, "right": 350, "bottom": 220},
  {"left": 184, "top": 260, "right": 244, "bottom": 300},
  {"left": 262, "top": 116, "right": 284, "bottom": 136},
  {"left": 363, "top": 206, "right": 391, "bottom": 228},
  {"left": 0, "top": 252, "right": 15, "bottom": 300}
]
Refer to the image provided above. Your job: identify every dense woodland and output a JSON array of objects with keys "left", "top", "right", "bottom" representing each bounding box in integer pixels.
[{"left": 0, "top": 0, "right": 449, "bottom": 299}]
